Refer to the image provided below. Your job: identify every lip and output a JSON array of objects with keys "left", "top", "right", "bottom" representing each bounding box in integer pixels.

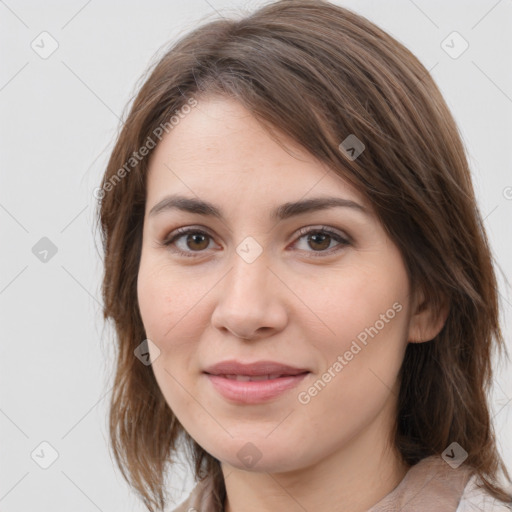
[
  {"left": 203, "top": 360, "right": 309, "bottom": 376},
  {"left": 203, "top": 360, "right": 310, "bottom": 404}
]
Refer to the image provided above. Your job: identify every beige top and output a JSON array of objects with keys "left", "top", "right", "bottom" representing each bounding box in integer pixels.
[{"left": 172, "top": 455, "right": 512, "bottom": 512}]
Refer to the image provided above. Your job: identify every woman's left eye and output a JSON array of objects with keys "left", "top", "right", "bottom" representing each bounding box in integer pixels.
[
  {"left": 293, "top": 226, "right": 351, "bottom": 257},
  {"left": 160, "top": 226, "right": 351, "bottom": 258}
]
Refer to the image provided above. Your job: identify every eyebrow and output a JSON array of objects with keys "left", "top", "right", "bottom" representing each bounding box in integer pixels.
[{"left": 148, "top": 194, "right": 368, "bottom": 221}]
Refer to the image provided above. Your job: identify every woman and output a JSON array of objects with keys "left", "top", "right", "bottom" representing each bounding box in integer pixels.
[{"left": 95, "top": 1, "right": 512, "bottom": 510}]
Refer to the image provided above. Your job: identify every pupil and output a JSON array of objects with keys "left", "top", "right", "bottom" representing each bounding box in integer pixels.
[
  {"left": 189, "top": 234, "right": 207, "bottom": 250},
  {"left": 310, "top": 233, "right": 330, "bottom": 250}
]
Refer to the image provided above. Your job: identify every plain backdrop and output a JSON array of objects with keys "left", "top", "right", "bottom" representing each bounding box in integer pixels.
[{"left": 1, "top": 0, "right": 511, "bottom": 510}]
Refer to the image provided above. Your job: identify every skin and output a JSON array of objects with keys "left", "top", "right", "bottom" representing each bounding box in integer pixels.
[{"left": 137, "top": 95, "right": 447, "bottom": 512}]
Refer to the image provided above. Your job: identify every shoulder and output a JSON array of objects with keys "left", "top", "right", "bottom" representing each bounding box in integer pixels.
[{"left": 456, "top": 474, "right": 512, "bottom": 512}]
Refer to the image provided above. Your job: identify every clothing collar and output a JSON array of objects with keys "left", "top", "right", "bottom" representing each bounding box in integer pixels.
[{"left": 172, "top": 455, "right": 474, "bottom": 512}]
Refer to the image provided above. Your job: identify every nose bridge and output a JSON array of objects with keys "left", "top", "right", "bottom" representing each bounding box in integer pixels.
[
  {"left": 226, "top": 245, "right": 272, "bottom": 302},
  {"left": 211, "top": 244, "right": 287, "bottom": 339}
]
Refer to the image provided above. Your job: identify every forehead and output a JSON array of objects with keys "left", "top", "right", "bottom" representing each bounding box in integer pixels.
[{"left": 146, "top": 96, "right": 368, "bottom": 212}]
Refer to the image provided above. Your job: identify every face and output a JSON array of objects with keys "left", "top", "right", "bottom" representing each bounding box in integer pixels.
[{"left": 137, "top": 95, "right": 418, "bottom": 474}]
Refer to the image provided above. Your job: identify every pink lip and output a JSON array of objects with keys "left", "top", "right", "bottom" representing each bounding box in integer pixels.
[
  {"left": 203, "top": 359, "right": 310, "bottom": 404},
  {"left": 205, "top": 373, "right": 309, "bottom": 404}
]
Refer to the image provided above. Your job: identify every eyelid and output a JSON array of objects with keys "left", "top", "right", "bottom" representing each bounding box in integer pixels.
[
  {"left": 294, "top": 225, "right": 352, "bottom": 245},
  {"left": 161, "top": 225, "right": 215, "bottom": 246}
]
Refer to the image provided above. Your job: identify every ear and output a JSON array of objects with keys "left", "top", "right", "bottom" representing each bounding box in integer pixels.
[{"left": 407, "top": 287, "right": 450, "bottom": 343}]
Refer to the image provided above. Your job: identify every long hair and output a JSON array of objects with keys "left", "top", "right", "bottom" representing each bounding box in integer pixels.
[{"left": 95, "top": 1, "right": 511, "bottom": 510}]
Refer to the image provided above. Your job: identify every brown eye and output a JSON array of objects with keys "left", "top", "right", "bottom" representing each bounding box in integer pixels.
[
  {"left": 293, "top": 226, "right": 351, "bottom": 257},
  {"left": 307, "top": 232, "right": 332, "bottom": 251},
  {"left": 183, "top": 232, "right": 210, "bottom": 251},
  {"left": 163, "top": 228, "right": 215, "bottom": 257}
]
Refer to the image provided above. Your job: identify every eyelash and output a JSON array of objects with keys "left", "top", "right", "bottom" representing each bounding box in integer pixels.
[{"left": 159, "top": 225, "right": 351, "bottom": 259}]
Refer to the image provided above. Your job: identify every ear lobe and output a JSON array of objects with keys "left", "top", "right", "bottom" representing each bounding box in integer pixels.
[{"left": 407, "top": 289, "right": 450, "bottom": 343}]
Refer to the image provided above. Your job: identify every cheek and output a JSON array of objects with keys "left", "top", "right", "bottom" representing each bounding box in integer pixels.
[
  {"left": 137, "top": 257, "right": 193, "bottom": 342},
  {"left": 137, "top": 261, "right": 202, "bottom": 418},
  {"left": 304, "top": 262, "right": 409, "bottom": 350},
  {"left": 299, "top": 256, "right": 410, "bottom": 399},
  {"left": 136, "top": 257, "right": 211, "bottom": 383},
  {"left": 137, "top": 264, "right": 170, "bottom": 340}
]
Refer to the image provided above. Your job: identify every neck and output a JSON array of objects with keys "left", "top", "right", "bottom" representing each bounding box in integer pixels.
[{"left": 221, "top": 402, "right": 409, "bottom": 512}]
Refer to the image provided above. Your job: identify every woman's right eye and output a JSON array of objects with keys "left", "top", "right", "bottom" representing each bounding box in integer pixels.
[{"left": 161, "top": 227, "right": 216, "bottom": 258}]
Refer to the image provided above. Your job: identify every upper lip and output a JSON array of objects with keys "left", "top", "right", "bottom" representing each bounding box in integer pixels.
[{"left": 203, "top": 360, "right": 309, "bottom": 376}]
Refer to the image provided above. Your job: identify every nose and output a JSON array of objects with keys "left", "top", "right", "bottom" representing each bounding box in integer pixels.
[{"left": 210, "top": 253, "right": 288, "bottom": 341}]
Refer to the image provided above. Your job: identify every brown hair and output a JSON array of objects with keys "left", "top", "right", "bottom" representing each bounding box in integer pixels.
[{"left": 95, "top": 0, "right": 512, "bottom": 510}]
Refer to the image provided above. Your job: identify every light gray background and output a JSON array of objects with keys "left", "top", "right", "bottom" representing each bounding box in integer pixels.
[{"left": 1, "top": 0, "right": 511, "bottom": 510}]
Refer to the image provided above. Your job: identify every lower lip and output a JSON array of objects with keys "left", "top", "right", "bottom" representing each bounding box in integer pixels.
[{"left": 205, "top": 373, "right": 309, "bottom": 404}]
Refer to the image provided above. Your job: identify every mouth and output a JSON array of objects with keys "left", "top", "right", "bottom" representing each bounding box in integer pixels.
[
  {"left": 203, "top": 360, "right": 310, "bottom": 404},
  {"left": 218, "top": 373, "right": 303, "bottom": 381},
  {"left": 203, "top": 359, "right": 309, "bottom": 377}
]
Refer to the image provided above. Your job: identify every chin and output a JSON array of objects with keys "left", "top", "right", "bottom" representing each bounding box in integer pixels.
[
  {"left": 223, "top": 452, "right": 301, "bottom": 473},
  {"left": 205, "top": 437, "right": 312, "bottom": 474}
]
